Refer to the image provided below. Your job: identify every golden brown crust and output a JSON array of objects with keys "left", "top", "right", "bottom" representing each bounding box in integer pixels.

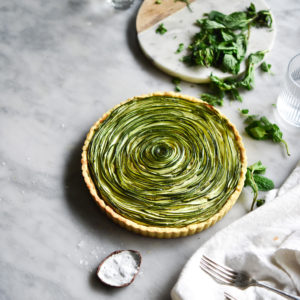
[{"left": 81, "top": 92, "right": 247, "bottom": 238}]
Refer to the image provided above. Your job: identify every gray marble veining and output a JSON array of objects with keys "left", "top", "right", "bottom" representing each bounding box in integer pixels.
[{"left": 0, "top": 0, "right": 299, "bottom": 299}]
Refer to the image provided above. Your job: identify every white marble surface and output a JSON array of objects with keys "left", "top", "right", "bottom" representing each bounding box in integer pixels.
[{"left": 0, "top": 0, "right": 299, "bottom": 299}]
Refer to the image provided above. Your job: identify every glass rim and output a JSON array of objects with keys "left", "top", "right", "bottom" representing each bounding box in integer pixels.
[{"left": 288, "top": 52, "right": 300, "bottom": 89}]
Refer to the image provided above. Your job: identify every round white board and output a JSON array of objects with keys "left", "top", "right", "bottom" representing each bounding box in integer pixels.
[{"left": 137, "top": 0, "right": 276, "bottom": 83}]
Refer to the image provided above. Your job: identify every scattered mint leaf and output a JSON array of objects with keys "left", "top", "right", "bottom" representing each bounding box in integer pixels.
[
  {"left": 172, "top": 77, "right": 182, "bottom": 92},
  {"left": 246, "top": 2, "right": 256, "bottom": 17},
  {"left": 222, "top": 54, "right": 239, "bottom": 74},
  {"left": 228, "top": 88, "right": 242, "bottom": 102},
  {"left": 253, "top": 174, "right": 274, "bottom": 191},
  {"left": 210, "top": 74, "right": 235, "bottom": 91},
  {"left": 223, "top": 11, "right": 251, "bottom": 30},
  {"left": 248, "top": 160, "right": 266, "bottom": 174},
  {"left": 252, "top": 10, "right": 273, "bottom": 28},
  {"left": 175, "top": 43, "right": 184, "bottom": 54},
  {"left": 256, "top": 199, "right": 265, "bottom": 207},
  {"left": 155, "top": 0, "right": 162, "bottom": 3},
  {"left": 248, "top": 50, "right": 266, "bottom": 64},
  {"left": 245, "top": 114, "right": 259, "bottom": 123},
  {"left": 246, "top": 3, "right": 273, "bottom": 28},
  {"left": 156, "top": 23, "right": 167, "bottom": 35},
  {"left": 203, "top": 10, "right": 226, "bottom": 22},
  {"left": 241, "top": 111, "right": 290, "bottom": 156},
  {"left": 199, "top": 19, "right": 226, "bottom": 29},
  {"left": 236, "top": 34, "right": 247, "bottom": 60},
  {"left": 221, "top": 30, "right": 234, "bottom": 42},
  {"left": 201, "top": 93, "right": 223, "bottom": 106},
  {"left": 240, "top": 109, "right": 249, "bottom": 114},
  {"left": 260, "top": 61, "right": 273, "bottom": 74},
  {"left": 248, "top": 125, "right": 267, "bottom": 139},
  {"left": 272, "top": 103, "right": 277, "bottom": 108},
  {"left": 238, "top": 50, "right": 266, "bottom": 90},
  {"left": 244, "top": 161, "right": 274, "bottom": 210},
  {"left": 206, "top": 50, "right": 266, "bottom": 103}
]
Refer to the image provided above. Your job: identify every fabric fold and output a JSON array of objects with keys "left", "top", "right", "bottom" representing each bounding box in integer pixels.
[
  {"left": 171, "top": 161, "right": 300, "bottom": 300},
  {"left": 274, "top": 231, "right": 300, "bottom": 294}
]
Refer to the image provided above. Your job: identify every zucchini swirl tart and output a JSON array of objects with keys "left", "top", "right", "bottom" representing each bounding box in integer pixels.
[{"left": 82, "top": 92, "right": 247, "bottom": 238}]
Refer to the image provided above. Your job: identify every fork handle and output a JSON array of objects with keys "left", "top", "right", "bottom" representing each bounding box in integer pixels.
[{"left": 256, "top": 282, "right": 300, "bottom": 300}]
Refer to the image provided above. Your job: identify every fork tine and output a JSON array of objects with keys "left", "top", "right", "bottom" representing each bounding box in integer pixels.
[
  {"left": 224, "top": 292, "right": 238, "bottom": 300},
  {"left": 200, "top": 258, "right": 236, "bottom": 282},
  {"left": 202, "top": 255, "right": 237, "bottom": 276},
  {"left": 200, "top": 260, "right": 233, "bottom": 284}
]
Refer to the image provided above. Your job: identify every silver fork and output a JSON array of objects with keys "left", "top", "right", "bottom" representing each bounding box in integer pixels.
[{"left": 200, "top": 255, "right": 300, "bottom": 300}]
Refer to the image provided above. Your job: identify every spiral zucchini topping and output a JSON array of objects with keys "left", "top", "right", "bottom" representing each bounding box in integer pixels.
[{"left": 87, "top": 95, "right": 244, "bottom": 228}]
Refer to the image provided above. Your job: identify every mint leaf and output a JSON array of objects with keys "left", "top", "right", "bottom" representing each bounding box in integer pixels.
[
  {"left": 176, "top": 43, "right": 184, "bottom": 54},
  {"left": 261, "top": 61, "right": 273, "bottom": 74},
  {"left": 156, "top": 23, "right": 167, "bottom": 35},
  {"left": 172, "top": 77, "right": 182, "bottom": 92},
  {"left": 247, "top": 125, "right": 267, "bottom": 139},
  {"left": 222, "top": 54, "right": 239, "bottom": 74},
  {"left": 201, "top": 93, "right": 223, "bottom": 106},
  {"left": 240, "top": 109, "right": 249, "bottom": 114},
  {"left": 253, "top": 174, "right": 274, "bottom": 191},
  {"left": 249, "top": 161, "right": 266, "bottom": 174},
  {"left": 238, "top": 50, "right": 266, "bottom": 90},
  {"left": 224, "top": 12, "right": 250, "bottom": 30},
  {"left": 242, "top": 112, "right": 290, "bottom": 156},
  {"left": 256, "top": 199, "right": 265, "bottom": 207},
  {"left": 229, "top": 88, "right": 242, "bottom": 102},
  {"left": 245, "top": 161, "right": 273, "bottom": 210}
]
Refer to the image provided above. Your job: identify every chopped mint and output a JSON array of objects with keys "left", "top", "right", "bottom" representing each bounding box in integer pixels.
[
  {"left": 172, "top": 77, "right": 182, "bottom": 92},
  {"left": 176, "top": 43, "right": 184, "bottom": 54},
  {"left": 156, "top": 23, "right": 167, "bottom": 35}
]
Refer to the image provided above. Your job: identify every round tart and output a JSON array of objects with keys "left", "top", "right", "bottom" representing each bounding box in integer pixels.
[{"left": 81, "top": 92, "right": 247, "bottom": 238}]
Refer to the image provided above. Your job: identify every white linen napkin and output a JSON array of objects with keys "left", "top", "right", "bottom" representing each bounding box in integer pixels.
[{"left": 171, "top": 161, "right": 300, "bottom": 300}]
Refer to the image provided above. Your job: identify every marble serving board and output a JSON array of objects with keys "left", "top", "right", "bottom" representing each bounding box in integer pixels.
[{"left": 137, "top": 0, "right": 276, "bottom": 83}]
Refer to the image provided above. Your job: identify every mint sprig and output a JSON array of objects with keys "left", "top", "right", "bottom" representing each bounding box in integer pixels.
[
  {"left": 241, "top": 110, "right": 290, "bottom": 156},
  {"left": 244, "top": 161, "right": 274, "bottom": 210}
]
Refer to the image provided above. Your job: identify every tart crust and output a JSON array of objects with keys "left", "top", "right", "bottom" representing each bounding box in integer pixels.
[{"left": 81, "top": 92, "right": 247, "bottom": 238}]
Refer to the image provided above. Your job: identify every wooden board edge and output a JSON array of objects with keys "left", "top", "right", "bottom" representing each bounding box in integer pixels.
[{"left": 136, "top": 0, "right": 195, "bottom": 33}]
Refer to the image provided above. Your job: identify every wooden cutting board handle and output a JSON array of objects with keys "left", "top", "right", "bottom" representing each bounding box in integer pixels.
[{"left": 136, "top": 0, "right": 195, "bottom": 33}]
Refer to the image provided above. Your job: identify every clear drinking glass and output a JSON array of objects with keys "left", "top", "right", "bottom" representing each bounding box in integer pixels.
[
  {"left": 277, "top": 53, "right": 300, "bottom": 127},
  {"left": 108, "top": 0, "right": 134, "bottom": 9}
]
